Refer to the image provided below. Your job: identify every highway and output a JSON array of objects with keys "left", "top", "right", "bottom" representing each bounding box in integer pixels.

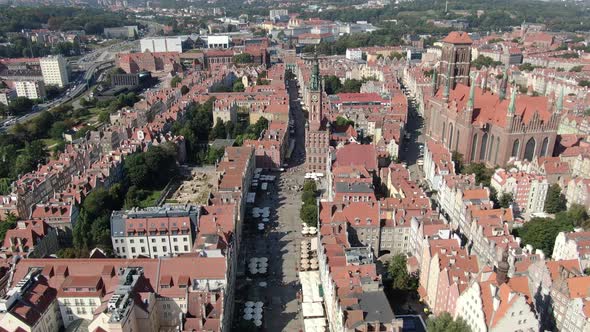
[{"left": 1, "top": 40, "right": 137, "bottom": 132}]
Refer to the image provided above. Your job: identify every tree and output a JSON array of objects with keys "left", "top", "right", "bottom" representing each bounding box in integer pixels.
[
  {"left": 303, "top": 180, "right": 317, "bottom": 193},
  {"left": 498, "top": 192, "right": 514, "bottom": 208},
  {"left": 0, "top": 218, "right": 16, "bottom": 241},
  {"left": 334, "top": 116, "right": 354, "bottom": 127},
  {"left": 451, "top": 151, "right": 463, "bottom": 174},
  {"left": 7, "top": 97, "right": 33, "bottom": 115},
  {"left": 300, "top": 204, "right": 318, "bottom": 227},
  {"left": 545, "top": 183, "right": 566, "bottom": 213},
  {"left": 170, "top": 76, "right": 182, "bottom": 88},
  {"left": 232, "top": 80, "right": 245, "bottom": 92},
  {"left": 341, "top": 79, "right": 363, "bottom": 93},
  {"left": 323, "top": 75, "right": 343, "bottom": 95},
  {"left": 426, "top": 312, "right": 471, "bottom": 332},
  {"left": 469, "top": 55, "right": 502, "bottom": 70},
  {"left": 49, "top": 121, "right": 68, "bottom": 140},
  {"left": 513, "top": 216, "right": 574, "bottom": 257},
  {"left": 387, "top": 254, "right": 418, "bottom": 290},
  {"left": 210, "top": 119, "right": 227, "bottom": 140},
  {"left": 461, "top": 163, "right": 494, "bottom": 186},
  {"left": 180, "top": 85, "right": 189, "bottom": 95},
  {"left": 233, "top": 53, "right": 253, "bottom": 63}
]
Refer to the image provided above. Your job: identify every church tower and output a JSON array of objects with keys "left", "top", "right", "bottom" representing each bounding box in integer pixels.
[
  {"left": 309, "top": 54, "right": 323, "bottom": 131},
  {"left": 438, "top": 31, "right": 473, "bottom": 89}
]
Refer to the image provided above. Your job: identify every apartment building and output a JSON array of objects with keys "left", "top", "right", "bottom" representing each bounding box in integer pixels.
[
  {"left": 553, "top": 231, "right": 590, "bottom": 269},
  {"left": 110, "top": 205, "right": 200, "bottom": 259},
  {"left": 491, "top": 168, "right": 549, "bottom": 219},
  {"left": 14, "top": 80, "right": 46, "bottom": 100},
  {"left": 40, "top": 55, "right": 69, "bottom": 87}
]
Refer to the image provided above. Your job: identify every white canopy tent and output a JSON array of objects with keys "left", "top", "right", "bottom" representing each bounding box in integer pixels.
[
  {"left": 302, "top": 302, "right": 325, "bottom": 318},
  {"left": 299, "top": 271, "right": 323, "bottom": 303}
]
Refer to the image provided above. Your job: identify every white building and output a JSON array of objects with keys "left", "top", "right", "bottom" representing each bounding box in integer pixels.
[
  {"left": 269, "top": 9, "right": 288, "bottom": 19},
  {"left": 345, "top": 48, "right": 363, "bottom": 61},
  {"left": 207, "top": 35, "right": 230, "bottom": 49},
  {"left": 14, "top": 80, "right": 46, "bottom": 100},
  {"left": 490, "top": 168, "right": 548, "bottom": 220},
  {"left": 455, "top": 275, "right": 539, "bottom": 332},
  {"left": 0, "top": 89, "right": 16, "bottom": 106},
  {"left": 140, "top": 36, "right": 183, "bottom": 53},
  {"left": 40, "top": 55, "right": 69, "bottom": 87},
  {"left": 553, "top": 231, "right": 590, "bottom": 269},
  {"left": 110, "top": 205, "right": 199, "bottom": 258}
]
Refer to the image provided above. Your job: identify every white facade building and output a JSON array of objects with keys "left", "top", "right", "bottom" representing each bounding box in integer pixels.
[
  {"left": 207, "top": 35, "right": 230, "bottom": 49},
  {"left": 14, "top": 80, "right": 46, "bottom": 100},
  {"left": 345, "top": 48, "right": 363, "bottom": 61},
  {"left": 140, "top": 36, "right": 183, "bottom": 53},
  {"left": 0, "top": 89, "right": 16, "bottom": 105},
  {"left": 40, "top": 55, "right": 69, "bottom": 87},
  {"left": 111, "top": 205, "right": 199, "bottom": 258},
  {"left": 553, "top": 231, "right": 590, "bottom": 269}
]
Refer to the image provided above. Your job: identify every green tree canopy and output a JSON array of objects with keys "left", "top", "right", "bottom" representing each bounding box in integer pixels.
[
  {"left": 545, "top": 183, "right": 566, "bottom": 214},
  {"left": 498, "top": 192, "right": 514, "bottom": 209},
  {"left": 426, "top": 312, "right": 471, "bottom": 332},
  {"left": 233, "top": 53, "right": 253, "bottom": 63},
  {"left": 387, "top": 254, "right": 419, "bottom": 290}
]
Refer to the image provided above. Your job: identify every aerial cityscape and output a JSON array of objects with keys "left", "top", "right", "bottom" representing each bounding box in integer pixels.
[{"left": 0, "top": 0, "right": 589, "bottom": 331}]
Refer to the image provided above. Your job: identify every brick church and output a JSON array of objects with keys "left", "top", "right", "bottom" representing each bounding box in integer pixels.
[
  {"left": 305, "top": 55, "right": 331, "bottom": 174},
  {"left": 425, "top": 31, "right": 561, "bottom": 167}
]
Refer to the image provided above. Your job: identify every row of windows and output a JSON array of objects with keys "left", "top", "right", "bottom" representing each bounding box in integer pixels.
[
  {"left": 115, "top": 237, "right": 188, "bottom": 244},
  {"left": 117, "top": 245, "right": 189, "bottom": 254}
]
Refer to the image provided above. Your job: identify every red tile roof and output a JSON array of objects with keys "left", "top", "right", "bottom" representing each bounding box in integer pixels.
[{"left": 442, "top": 31, "right": 473, "bottom": 44}]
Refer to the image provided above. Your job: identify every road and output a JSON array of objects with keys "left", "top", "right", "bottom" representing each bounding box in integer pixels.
[
  {"left": 398, "top": 83, "right": 426, "bottom": 182},
  {"left": 0, "top": 40, "right": 134, "bottom": 132},
  {"left": 233, "top": 79, "right": 306, "bottom": 331}
]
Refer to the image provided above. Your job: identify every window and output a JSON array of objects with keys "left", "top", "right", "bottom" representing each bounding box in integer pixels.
[
  {"left": 184, "top": 245, "right": 189, "bottom": 251},
  {"left": 153, "top": 246, "right": 157, "bottom": 252},
  {"left": 174, "top": 246, "right": 179, "bottom": 251},
  {"left": 163, "top": 246, "right": 167, "bottom": 252},
  {"left": 161, "top": 238, "right": 166, "bottom": 242},
  {"left": 173, "top": 238, "right": 178, "bottom": 242},
  {"left": 141, "top": 247, "right": 146, "bottom": 253},
  {"left": 130, "top": 239, "right": 134, "bottom": 244},
  {"left": 140, "top": 239, "right": 144, "bottom": 243},
  {"left": 151, "top": 238, "right": 156, "bottom": 243},
  {"left": 131, "top": 247, "right": 136, "bottom": 253}
]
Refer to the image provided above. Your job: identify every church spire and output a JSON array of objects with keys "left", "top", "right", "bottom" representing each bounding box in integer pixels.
[
  {"left": 466, "top": 73, "right": 477, "bottom": 111},
  {"left": 499, "top": 67, "right": 508, "bottom": 100},
  {"left": 556, "top": 86, "right": 564, "bottom": 113},
  {"left": 443, "top": 64, "right": 451, "bottom": 101},
  {"left": 508, "top": 82, "right": 517, "bottom": 114}
]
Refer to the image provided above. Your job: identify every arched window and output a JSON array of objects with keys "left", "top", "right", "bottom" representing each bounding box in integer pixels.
[
  {"left": 448, "top": 123, "right": 454, "bottom": 149},
  {"left": 524, "top": 137, "right": 536, "bottom": 161},
  {"left": 511, "top": 140, "right": 520, "bottom": 158},
  {"left": 455, "top": 129, "right": 460, "bottom": 151},
  {"left": 479, "top": 133, "right": 488, "bottom": 161},
  {"left": 540, "top": 137, "right": 549, "bottom": 157},
  {"left": 442, "top": 122, "right": 446, "bottom": 143},
  {"left": 471, "top": 134, "right": 478, "bottom": 161}
]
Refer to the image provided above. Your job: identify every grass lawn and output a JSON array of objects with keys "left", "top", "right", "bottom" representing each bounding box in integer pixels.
[
  {"left": 137, "top": 190, "right": 162, "bottom": 208},
  {"left": 40, "top": 138, "right": 63, "bottom": 149}
]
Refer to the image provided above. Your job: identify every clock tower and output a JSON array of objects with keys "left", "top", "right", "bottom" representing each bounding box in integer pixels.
[
  {"left": 309, "top": 54, "right": 322, "bottom": 131},
  {"left": 305, "top": 54, "right": 330, "bottom": 174}
]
